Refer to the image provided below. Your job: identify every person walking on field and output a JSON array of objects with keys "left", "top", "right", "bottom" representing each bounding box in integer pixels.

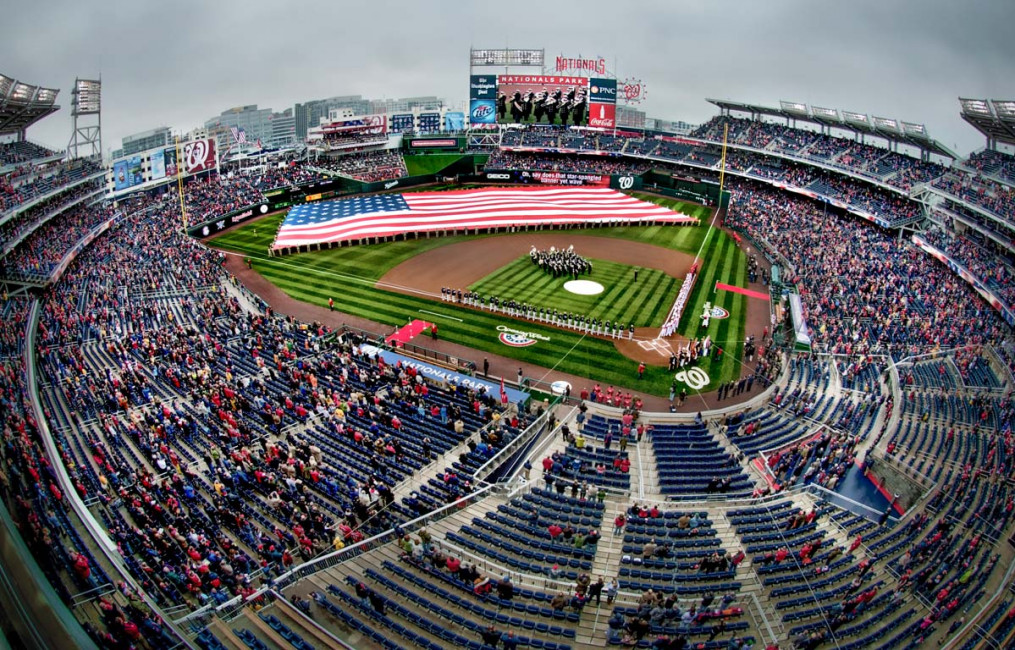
[{"left": 637, "top": 362, "right": 646, "bottom": 379}]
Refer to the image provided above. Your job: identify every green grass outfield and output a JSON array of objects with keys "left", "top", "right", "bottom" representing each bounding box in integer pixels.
[
  {"left": 403, "top": 154, "right": 465, "bottom": 177},
  {"left": 208, "top": 193, "right": 747, "bottom": 397},
  {"left": 469, "top": 257, "right": 678, "bottom": 328}
]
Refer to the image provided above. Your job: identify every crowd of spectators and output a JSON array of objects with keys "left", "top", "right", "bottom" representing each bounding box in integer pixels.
[
  {"left": 0, "top": 201, "right": 116, "bottom": 280},
  {"left": 313, "top": 151, "right": 408, "bottom": 183},
  {"left": 247, "top": 161, "right": 329, "bottom": 191},
  {"left": 0, "top": 292, "right": 181, "bottom": 648},
  {"left": 13, "top": 172, "right": 523, "bottom": 639},
  {"left": 933, "top": 173, "right": 1015, "bottom": 223},
  {"left": 0, "top": 140, "right": 59, "bottom": 166},
  {"left": 690, "top": 116, "right": 948, "bottom": 191},
  {"left": 0, "top": 180, "right": 104, "bottom": 253},
  {"left": 185, "top": 174, "right": 264, "bottom": 223},
  {"left": 485, "top": 151, "right": 650, "bottom": 176},
  {"left": 804, "top": 172, "right": 922, "bottom": 224},
  {"left": 725, "top": 179, "right": 1013, "bottom": 378},
  {"left": 0, "top": 158, "right": 102, "bottom": 214},
  {"left": 762, "top": 430, "right": 859, "bottom": 491},
  {"left": 965, "top": 149, "right": 1015, "bottom": 184},
  {"left": 919, "top": 226, "right": 1015, "bottom": 307}
]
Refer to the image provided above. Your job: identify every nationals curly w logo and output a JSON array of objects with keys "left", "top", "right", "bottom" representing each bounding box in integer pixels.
[{"left": 183, "top": 139, "right": 215, "bottom": 173}]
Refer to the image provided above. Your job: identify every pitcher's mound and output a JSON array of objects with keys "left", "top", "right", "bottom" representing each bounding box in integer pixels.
[{"left": 563, "top": 280, "right": 604, "bottom": 295}]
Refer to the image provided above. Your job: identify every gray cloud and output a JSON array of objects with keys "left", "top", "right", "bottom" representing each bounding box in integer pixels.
[{"left": 5, "top": 0, "right": 1014, "bottom": 156}]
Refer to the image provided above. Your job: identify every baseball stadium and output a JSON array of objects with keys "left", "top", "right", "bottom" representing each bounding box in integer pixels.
[{"left": 2, "top": 13, "right": 1015, "bottom": 650}]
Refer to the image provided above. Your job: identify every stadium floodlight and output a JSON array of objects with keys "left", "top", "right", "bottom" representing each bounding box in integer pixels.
[
  {"left": 841, "top": 110, "right": 870, "bottom": 128},
  {"left": 779, "top": 101, "right": 808, "bottom": 115},
  {"left": 11, "top": 82, "right": 35, "bottom": 102},
  {"left": 470, "top": 48, "right": 544, "bottom": 67},
  {"left": 901, "top": 121, "right": 927, "bottom": 138},
  {"left": 873, "top": 116, "right": 899, "bottom": 133},
  {"left": 811, "top": 106, "right": 839, "bottom": 119},
  {"left": 959, "top": 98, "right": 992, "bottom": 116},
  {"left": 991, "top": 100, "right": 1015, "bottom": 120},
  {"left": 0, "top": 74, "right": 12, "bottom": 98},
  {"left": 36, "top": 88, "right": 59, "bottom": 105},
  {"left": 72, "top": 79, "right": 101, "bottom": 115},
  {"left": 68, "top": 77, "right": 102, "bottom": 159}
]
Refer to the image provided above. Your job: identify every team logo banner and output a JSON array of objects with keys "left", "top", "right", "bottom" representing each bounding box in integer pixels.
[{"left": 183, "top": 138, "right": 216, "bottom": 174}]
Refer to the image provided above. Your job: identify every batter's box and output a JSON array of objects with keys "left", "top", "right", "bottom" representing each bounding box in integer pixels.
[{"left": 638, "top": 337, "right": 674, "bottom": 356}]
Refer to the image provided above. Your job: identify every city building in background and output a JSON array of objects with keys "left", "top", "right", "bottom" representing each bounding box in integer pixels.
[{"left": 113, "top": 126, "right": 171, "bottom": 159}]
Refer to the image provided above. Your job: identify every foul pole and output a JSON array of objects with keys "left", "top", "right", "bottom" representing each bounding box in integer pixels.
[
  {"left": 176, "top": 136, "right": 187, "bottom": 230},
  {"left": 691, "top": 122, "right": 729, "bottom": 269}
]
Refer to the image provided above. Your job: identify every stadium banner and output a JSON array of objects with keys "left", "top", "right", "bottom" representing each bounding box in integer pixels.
[
  {"left": 445, "top": 111, "right": 465, "bottom": 132},
  {"left": 512, "top": 169, "right": 609, "bottom": 187},
  {"left": 182, "top": 138, "right": 217, "bottom": 174},
  {"left": 389, "top": 113, "right": 415, "bottom": 133},
  {"left": 408, "top": 138, "right": 460, "bottom": 151},
  {"left": 358, "top": 174, "right": 437, "bottom": 194},
  {"left": 609, "top": 174, "right": 643, "bottom": 191},
  {"left": 588, "top": 77, "right": 617, "bottom": 129},
  {"left": 164, "top": 147, "right": 178, "bottom": 177},
  {"left": 912, "top": 235, "right": 1015, "bottom": 327},
  {"left": 112, "top": 160, "right": 130, "bottom": 191},
  {"left": 149, "top": 149, "right": 167, "bottom": 180},
  {"left": 417, "top": 112, "right": 442, "bottom": 133},
  {"left": 469, "top": 74, "right": 498, "bottom": 100},
  {"left": 359, "top": 345, "right": 530, "bottom": 404},
  {"left": 496, "top": 75, "right": 590, "bottom": 127},
  {"left": 788, "top": 293, "right": 812, "bottom": 350},
  {"left": 127, "top": 156, "right": 144, "bottom": 186},
  {"left": 469, "top": 99, "right": 496, "bottom": 125},
  {"left": 553, "top": 54, "right": 607, "bottom": 76},
  {"left": 189, "top": 202, "right": 272, "bottom": 238}
]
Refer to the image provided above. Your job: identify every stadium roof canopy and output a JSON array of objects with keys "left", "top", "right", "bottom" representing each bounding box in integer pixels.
[
  {"left": 959, "top": 98, "right": 1015, "bottom": 148},
  {"left": 706, "top": 98, "right": 956, "bottom": 159},
  {"left": 0, "top": 73, "right": 60, "bottom": 136}
]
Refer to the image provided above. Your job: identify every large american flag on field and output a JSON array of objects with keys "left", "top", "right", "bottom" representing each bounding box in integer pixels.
[{"left": 272, "top": 187, "right": 697, "bottom": 249}]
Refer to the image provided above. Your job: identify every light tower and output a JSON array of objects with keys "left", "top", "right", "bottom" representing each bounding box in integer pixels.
[{"left": 67, "top": 78, "right": 102, "bottom": 160}]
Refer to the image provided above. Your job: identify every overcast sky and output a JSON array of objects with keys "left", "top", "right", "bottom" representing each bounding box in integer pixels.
[{"left": 5, "top": 0, "right": 1014, "bottom": 157}]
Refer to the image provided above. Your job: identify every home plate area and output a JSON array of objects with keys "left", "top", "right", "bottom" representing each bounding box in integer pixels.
[{"left": 637, "top": 337, "right": 674, "bottom": 358}]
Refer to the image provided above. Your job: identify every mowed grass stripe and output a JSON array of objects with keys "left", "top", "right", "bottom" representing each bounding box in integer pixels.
[{"left": 620, "top": 272, "right": 672, "bottom": 327}]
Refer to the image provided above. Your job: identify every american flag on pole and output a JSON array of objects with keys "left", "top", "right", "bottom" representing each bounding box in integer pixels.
[{"left": 272, "top": 187, "right": 697, "bottom": 250}]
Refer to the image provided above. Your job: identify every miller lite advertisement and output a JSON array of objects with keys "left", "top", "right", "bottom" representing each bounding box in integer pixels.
[
  {"left": 470, "top": 99, "right": 497, "bottom": 124},
  {"left": 495, "top": 75, "right": 590, "bottom": 127}
]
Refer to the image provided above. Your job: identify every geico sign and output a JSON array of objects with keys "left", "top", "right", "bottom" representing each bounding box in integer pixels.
[{"left": 486, "top": 173, "right": 511, "bottom": 180}]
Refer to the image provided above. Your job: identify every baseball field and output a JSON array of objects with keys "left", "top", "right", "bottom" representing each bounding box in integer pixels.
[{"left": 208, "top": 191, "right": 749, "bottom": 398}]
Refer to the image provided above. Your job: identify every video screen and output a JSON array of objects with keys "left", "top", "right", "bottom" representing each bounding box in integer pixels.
[{"left": 496, "top": 75, "right": 589, "bottom": 127}]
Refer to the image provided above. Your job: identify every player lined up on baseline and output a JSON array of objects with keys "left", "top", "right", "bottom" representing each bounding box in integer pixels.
[{"left": 440, "top": 285, "right": 637, "bottom": 339}]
